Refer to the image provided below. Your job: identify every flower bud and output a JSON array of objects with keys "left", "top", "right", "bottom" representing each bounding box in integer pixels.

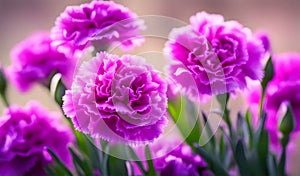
[{"left": 279, "top": 104, "right": 296, "bottom": 136}]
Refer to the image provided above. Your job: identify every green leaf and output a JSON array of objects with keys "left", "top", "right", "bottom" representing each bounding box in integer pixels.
[
  {"left": 218, "top": 133, "right": 230, "bottom": 169},
  {"left": 45, "top": 163, "right": 71, "bottom": 176},
  {"left": 279, "top": 104, "right": 295, "bottom": 136},
  {"left": 236, "top": 113, "right": 248, "bottom": 138},
  {"left": 0, "top": 67, "right": 9, "bottom": 107},
  {"left": 261, "top": 56, "right": 274, "bottom": 90},
  {"left": 145, "top": 145, "right": 157, "bottom": 176},
  {"left": 85, "top": 136, "right": 101, "bottom": 171},
  {"left": 257, "top": 130, "right": 269, "bottom": 174},
  {"left": 245, "top": 109, "right": 254, "bottom": 149},
  {"left": 216, "top": 93, "right": 233, "bottom": 138},
  {"left": 69, "top": 147, "right": 94, "bottom": 176},
  {"left": 99, "top": 139, "right": 109, "bottom": 176},
  {"left": 194, "top": 144, "right": 229, "bottom": 176},
  {"left": 54, "top": 77, "right": 66, "bottom": 106},
  {"left": 46, "top": 148, "right": 73, "bottom": 176},
  {"left": 216, "top": 93, "right": 230, "bottom": 108},
  {"left": 199, "top": 111, "right": 216, "bottom": 151},
  {"left": 0, "top": 66, "right": 7, "bottom": 95},
  {"left": 108, "top": 156, "right": 128, "bottom": 176},
  {"left": 44, "top": 164, "right": 57, "bottom": 176},
  {"left": 185, "top": 98, "right": 201, "bottom": 146},
  {"left": 168, "top": 96, "right": 200, "bottom": 147},
  {"left": 254, "top": 111, "right": 267, "bottom": 149},
  {"left": 73, "top": 132, "right": 101, "bottom": 172},
  {"left": 267, "top": 154, "right": 277, "bottom": 176},
  {"left": 74, "top": 131, "right": 90, "bottom": 158},
  {"left": 127, "top": 147, "right": 147, "bottom": 175},
  {"left": 278, "top": 147, "right": 287, "bottom": 176},
  {"left": 235, "top": 140, "right": 249, "bottom": 176}
]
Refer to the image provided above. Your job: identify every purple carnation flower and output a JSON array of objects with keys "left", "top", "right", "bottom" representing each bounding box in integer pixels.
[
  {"left": 0, "top": 102, "right": 74, "bottom": 176},
  {"left": 165, "top": 12, "right": 265, "bottom": 97},
  {"left": 51, "top": 0, "right": 145, "bottom": 52},
  {"left": 7, "top": 32, "right": 77, "bottom": 92},
  {"left": 131, "top": 139, "right": 213, "bottom": 176},
  {"left": 63, "top": 52, "right": 168, "bottom": 145},
  {"left": 153, "top": 142, "right": 213, "bottom": 176}
]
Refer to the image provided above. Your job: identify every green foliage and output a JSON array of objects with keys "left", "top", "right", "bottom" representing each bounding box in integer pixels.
[
  {"left": 145, "top": 145, "right": 157, "bottom": 176},
  {"left": 46, "top": 148, "right": 73, "bottom": 176},
  {"left": 168, "top": 95, "right": 201, "bottom": 147},
  {"left": 0, "top": 68, "right": 9, "bottom": 106},
  {"left": 261, "top": 56, "right": 274, "bottom": 91}
]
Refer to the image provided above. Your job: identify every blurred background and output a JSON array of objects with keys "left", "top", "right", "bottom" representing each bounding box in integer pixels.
[{"left": 0, "top": 0, "right": 300, "bottom": 174}]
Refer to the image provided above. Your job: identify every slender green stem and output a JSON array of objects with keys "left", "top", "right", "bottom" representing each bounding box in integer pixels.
[
  {"left": 1, "top": 93, "right": 9, "bottom": 107},
  {"left": 278, "top": 146, "right": 287, "bottom": 176},
  {"left": 223, "top": 107, "right": 233, "bottom": 138},
  {"left": 217, "top": 93, "right": 233, "bottom": 138},
  {"left": 279, "top": 135, "right": 290, "bottom": 176},
  {"left": 101, "top": 144, "right": 110, "bottom": 176},
  {"left": 259, "top": 88, "right": 266, "bottom": 118}
]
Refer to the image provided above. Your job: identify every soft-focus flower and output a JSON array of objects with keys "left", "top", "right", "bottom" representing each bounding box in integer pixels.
[
  {"left": 51, "top": 0, "right": 145, "bottom": 52},
  {"left": 7, "top": 32, "right": 76, "bottom": 92},
  {"left": 0, "top": 102, "right": 74, "bottom": 176},
  {"left": 131, "top": 139, "right": 213, "bottom": 176},
  {"left": 265, "top": 53, "right": 300, "bottom": 144},
  {"left": 153, "top": 142, "right": 213, "bottom": 176},
  {"left": 63, "top": 52, "right": 167, "bottom": 145},
  {"left": 243, "top": 78, "right": 261, "bottom": 128},
  {"left": 165, "top": 12, "right": 265, "bottom": 98},
  {"left": 244, "top": 53, "right": 300, "bottom": 173}
]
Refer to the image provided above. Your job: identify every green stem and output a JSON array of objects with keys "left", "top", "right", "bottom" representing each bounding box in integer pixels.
[
  {"left": 223, "top": 107, "right": 233, "bottom": 138},
  {"left": 1, "top": 93, "right": 9, "bottom": 107},
  {"left": 217, "top": 93, "right": 233, "bottom": 138},
  {"left": 279, "top": 135, "right": 289, "bottom": 176},
  {"left": 278, "top": 147, "right": 287, "bottom": 176},
  {"left": 259, "top": 88, "right": 266, "bottom": 118},
  {"left": 100, "top": 141, "right": 110, "bottom": 176}
]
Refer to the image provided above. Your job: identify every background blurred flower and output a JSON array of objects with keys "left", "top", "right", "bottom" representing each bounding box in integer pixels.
[
  {"left": 153, "top": 143, "right": 213, "bottom": 176},
  {"left": 0, "top": 102, "right": 74, "bottom": 176},
  {"left": 131, "top": 139, "right": 213, "bottom": 176},
  {"left": 244, "top": 53, "right": 300, "bottom": 173},
  {"left": 265, "top": 53, "right": 300, "bottom": 145},
  {"left": 51, "top": 0, "right": 145, "bottom": 52},
  {"left": 63, "top": 52, "right": 167, "bottom": 145},
  {"left": 165, "top": 12, "right": 265, "bottom": 98},
  {"left": 6, "top": 32, "right": 76, "bottom": 92}
]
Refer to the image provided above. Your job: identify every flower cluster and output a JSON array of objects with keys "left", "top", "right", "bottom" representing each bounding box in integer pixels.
[
  {"left": 0, "top": 102, "right": 73, "bottom": 176},
  {"left": 2, "top": 0, "right": 300, "bottom": 176},
  {"left": 63, "top": 52, "right": 168, "bottom": 145}
]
